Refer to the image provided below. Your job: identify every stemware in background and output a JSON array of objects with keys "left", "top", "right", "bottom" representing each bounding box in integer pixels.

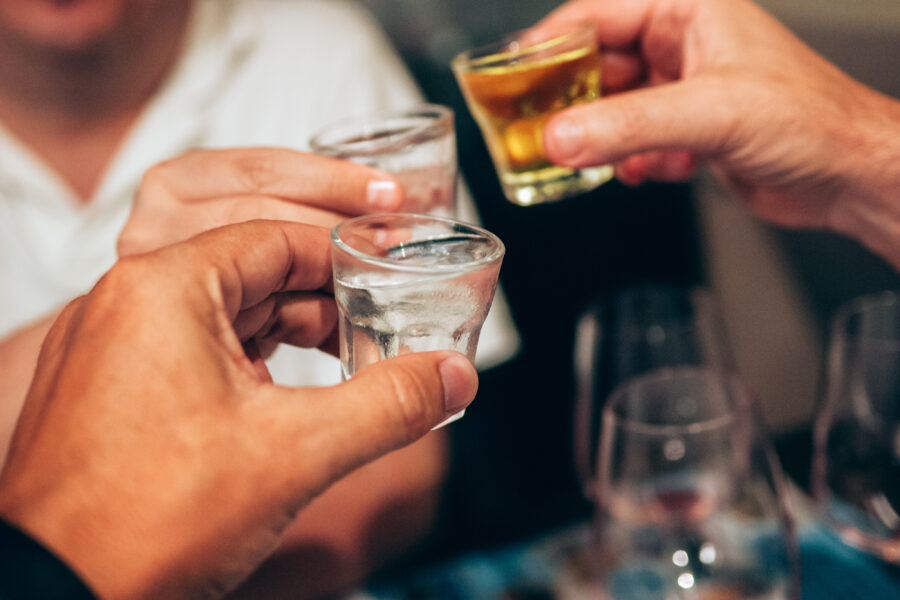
[
  {"left": 813, "top": 291, "right": 900, "bottom": 563},
  {"left": 310, "top": 103, "right": 459, "bottom": 217},
  {"left": 573, "top": 285, "right": 736, "bottom": 499},
  {"left": 588, "top": 367, "right": 799, "bottom": 600},
  {"left": 451, "top": 21, "right": 613, "bottom": 206},
  {"left": 330, "top": 213, "right": 505, "bottom": 425}
]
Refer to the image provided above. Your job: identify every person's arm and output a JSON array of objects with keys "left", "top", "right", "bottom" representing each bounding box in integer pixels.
[
  {"left": 0, "top": 220, "right": 478, "bottom": 599},
  {"left": 537, "top": 0, "right": 900, "bottom": 269}
]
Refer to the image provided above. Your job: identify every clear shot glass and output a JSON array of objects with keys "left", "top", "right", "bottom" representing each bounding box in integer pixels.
[
  {"left": 310, "top": 104, "right": 458, "bottom": 218},
  {"left": 330, "top": 213, "right": 505, "bottom": 425}
]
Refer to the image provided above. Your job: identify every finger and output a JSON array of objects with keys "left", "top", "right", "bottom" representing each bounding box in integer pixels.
[
  {"left": 248, "top": 293, "right": 338, "bottom": 349},
  {"left": 153, "top": 221, "right": 334, "bottom": 319},
  {"left": 603, "top": 50, "right": 645, "bottom": 93},
  {"left": 146, "top": 147, "right": 404, "bottom": 215},
  {"left": 118, "top": 195, "right": 348, "bottom": 258},
  {"left": 534, "top": 0, "right": 655, "bottom": 49},
  {"left": 242, "top": 339, "right": 274, "bottom": 383},
  {"left": 265, "top": 352, "right": 478, "bottom": 499},
  {"left": 615, "top": 150, "right": 698, "bottom": 185},
  {"left": 544, "top": 78, "right": 736, "bottom": 168}
]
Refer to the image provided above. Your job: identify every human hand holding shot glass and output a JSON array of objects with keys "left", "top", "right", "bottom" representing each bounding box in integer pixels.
[
  {"left": 452, "top": 21, "right": 613, "bottom": 206},
  {"left": 310, "top": 104, "right": 459, "bottom": 218},
  {"left": 330, "top": 214, "right": 504, "bottom": 425}
]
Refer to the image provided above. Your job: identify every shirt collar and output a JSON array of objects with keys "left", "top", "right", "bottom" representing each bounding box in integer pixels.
[{"left": 0, "top": 0, "right": 260, "bottom": 212}]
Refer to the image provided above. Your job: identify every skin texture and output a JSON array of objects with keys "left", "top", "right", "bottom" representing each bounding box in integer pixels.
[
  {"left": 0, "top": 220, "right": 478, "bottom": 600},
  {"left": 538, "top": 0, "right": 900, "bottom": 269},
  {"left": 118, "top": 147, "right": 403, "bottom": 257}
]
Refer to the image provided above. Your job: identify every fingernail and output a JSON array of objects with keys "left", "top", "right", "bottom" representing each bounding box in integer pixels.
[
  {"left": 439, "top": 355, "right": 478, "bottom": 414},
  {"left": 547, "top": 116, "right": 584, "bottom": 160},
  {"left": 366, "top": 179, "right": 400, "bottom": 211}
]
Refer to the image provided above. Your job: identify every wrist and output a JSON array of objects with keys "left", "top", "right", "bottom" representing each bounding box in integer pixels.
[
  {"left": 0, "top": 489, "right": 166, "bottom": 600},
  {"left": 0, "top": 515, "right": 97, "bottom": 599},
  {"left": 829, "top": 89, "right": 900, "bottom": 269}
]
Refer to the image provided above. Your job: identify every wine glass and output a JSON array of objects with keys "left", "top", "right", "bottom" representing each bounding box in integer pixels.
[
  {"left": 588, "top": 367, "right": 799, "bottom": 599},
  {"left": 813, "top": 291, "right": 900, "bottom": 562},
  {"left": 573, "top": 285, "right": 736, "bottom": 498}
]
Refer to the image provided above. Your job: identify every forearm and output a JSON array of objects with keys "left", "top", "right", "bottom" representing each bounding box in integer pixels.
[
  {"left": 829, "top": 89, "right": 900, "bottom": 271},
  {"left": 0, "top": 313, "right": 57, "bottom": 467}
]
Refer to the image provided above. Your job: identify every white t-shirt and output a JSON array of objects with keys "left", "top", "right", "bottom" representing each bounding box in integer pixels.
[{"left": 0, "top": 0, "right": 518, "bottom": 386}]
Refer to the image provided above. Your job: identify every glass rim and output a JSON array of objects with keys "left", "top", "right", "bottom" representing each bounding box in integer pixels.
[
  {"left": 450, "top": 21, "right": 596, "bottom": 72},
  {"left": 603, "top": 366, "right": 746, "bottom": 437},
  {"left": 581, "top": 284, "right": 723, "bottom": 321},
  {"left": 308, "top": 103, "right": 454, "bottom": 158},
  {"left": 831, "top": 290, "right": 900, "bottom": 330},
  {"left": 330, "top": 213, "right": 505, "bottom": 274}
]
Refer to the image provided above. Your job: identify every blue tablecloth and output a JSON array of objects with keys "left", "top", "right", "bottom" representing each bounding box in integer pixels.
[{"left": 358, "top": 523, "right": 900, "bottom": 599}]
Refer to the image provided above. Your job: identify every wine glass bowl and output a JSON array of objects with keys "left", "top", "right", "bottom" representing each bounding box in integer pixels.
[
  {"left": 813, "top": 291, "right": 900, "bottom": 563},
  {"left": 573, "top": 285, "right": 736, "bottom": 499},
  {"left": 589, "top": 367, "right": 799, "bottom": 600}
]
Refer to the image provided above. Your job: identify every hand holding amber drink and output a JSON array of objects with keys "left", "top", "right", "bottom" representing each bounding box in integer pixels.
[{"left": 452, "top": 22, "right": 613, "bottom": 206}]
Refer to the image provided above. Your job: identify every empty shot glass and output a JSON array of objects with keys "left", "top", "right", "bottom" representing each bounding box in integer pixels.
[
  {"left": 310, "top": 104, "right": 459, "bottom": 217},
  {"left": 331, "top": 214, "right": 505, "bottom": 424},
  {"left": 452, "top": 21, "right": 613, "bottom": 206}
]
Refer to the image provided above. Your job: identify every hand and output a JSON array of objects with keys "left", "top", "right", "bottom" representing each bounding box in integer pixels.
[
  {"left": 117, "top": 147, "right": 404, "bottom": 256},
  {"left": 0, "top": 221, "right": 478, "bottom": 600},
  {"left": 538, "top": 0, "right": 900, "bottom": 266}
]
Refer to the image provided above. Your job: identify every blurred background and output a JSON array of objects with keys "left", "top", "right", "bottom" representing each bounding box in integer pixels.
[{"left": 354, "top": 0, "right": 900, "bottom": 567}]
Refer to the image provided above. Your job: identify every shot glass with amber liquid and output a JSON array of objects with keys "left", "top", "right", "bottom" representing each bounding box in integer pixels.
[{"left": 452, "top": 22, "right": 613, "bottom": 206}]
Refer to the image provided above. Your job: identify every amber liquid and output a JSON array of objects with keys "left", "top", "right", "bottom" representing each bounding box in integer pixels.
[{"left": 457, "top": 45, "right": 612, "bottom": 204}]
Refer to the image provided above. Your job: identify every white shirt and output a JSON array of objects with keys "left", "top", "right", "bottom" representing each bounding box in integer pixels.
[{"left": 0, "top": 0, "right": 518, "bottom": 385}]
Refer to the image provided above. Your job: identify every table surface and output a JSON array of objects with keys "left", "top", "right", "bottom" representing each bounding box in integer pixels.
[{"left": 354, "top": 521, "right": 900, "bottom": 600}]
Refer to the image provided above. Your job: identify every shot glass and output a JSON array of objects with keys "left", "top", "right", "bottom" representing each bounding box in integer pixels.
[
  {"left": 331, "top": 214, "right": 505, "bottom": 424},
  {"left": 452, "top": 21, "right": 613, "bottom": 206},
  {"left": 310, "top": 104, "right": 458, "bottom": 218}
]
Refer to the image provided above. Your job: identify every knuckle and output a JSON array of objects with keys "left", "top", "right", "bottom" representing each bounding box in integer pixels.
[
  {"left": 233, "top": 150, "right": 279, "bottom": 193},
  {"left": 606, "top": 100, "right": 650, "bottom": 147},
  {"left": 138, "top": 158, "right": 176, "bottom": 194},
  {"left": 381, "top": 363, "right": 437, "bottom": 442}
]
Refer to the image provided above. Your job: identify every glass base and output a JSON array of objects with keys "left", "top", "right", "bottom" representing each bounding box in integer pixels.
[{"left": 501, "top": 163, "right": 614, "bottom": 206}]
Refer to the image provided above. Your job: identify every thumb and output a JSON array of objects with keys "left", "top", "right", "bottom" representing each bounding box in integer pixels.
[
  {"left": 544, "top": 76, "right": 737, "bottom": 168},
  {"left": 271, "top": 351, "right": 478, "bottom": 490}
]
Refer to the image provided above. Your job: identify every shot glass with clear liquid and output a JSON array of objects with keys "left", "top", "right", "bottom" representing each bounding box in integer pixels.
[
  {"left": 330, "top": 214, "right": 504, "bottom": 425},
  {"left": 310, "top": 104, "right": 458, "bottom": 218},
  {"left": 452, "top": 21, "right": 614, "bottom": 206}
]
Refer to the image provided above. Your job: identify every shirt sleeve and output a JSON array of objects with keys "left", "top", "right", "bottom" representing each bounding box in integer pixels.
[{"left": 0, "top": 518, "right": 97, "bottom": 599}]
